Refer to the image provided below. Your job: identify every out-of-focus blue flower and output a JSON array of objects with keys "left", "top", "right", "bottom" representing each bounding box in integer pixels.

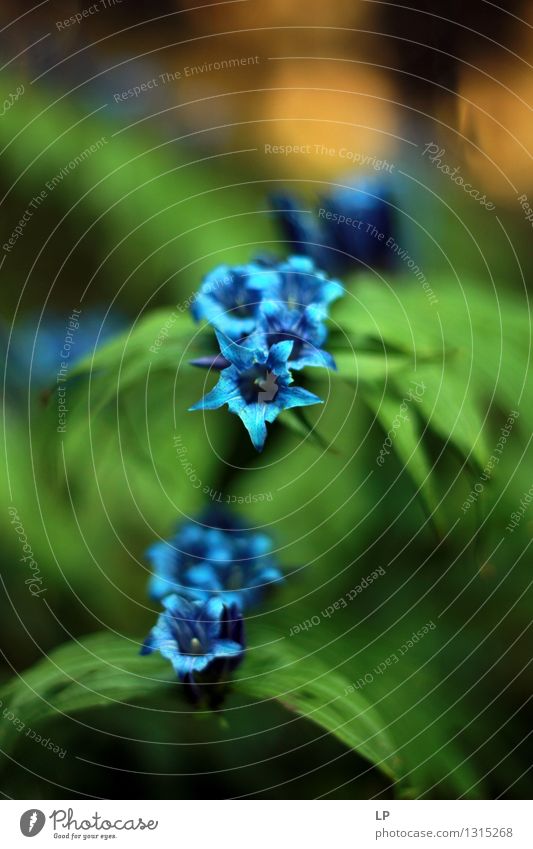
[
  {"left": 321, "top": 182, "right": 394, "bottom": 268},
  {"left": 250, "top": 301, "right": 336, "bottom": 371},
  {"left": 146, "top": 511, "right": 283, "bottom": 608},
  {"left": 189, "top": 331, "right": 321, "bottom": 450},
  {"left": 8, "top": 309, "right": 124, "bottom": 390},
  {"left": 269, "top": 195, "right": 330, "bottom": 269},
  {"left": 270, "top": 193, "right": 329, "bottom": 266},
  {"left": 191, "top": 263, "right": 273, "bottom": 341},
  {"left": 141, "top": 594, "right": 244, "bottom": 689},
  {"left": 271, "top": 180, "right": 395, "bottom": 274}
]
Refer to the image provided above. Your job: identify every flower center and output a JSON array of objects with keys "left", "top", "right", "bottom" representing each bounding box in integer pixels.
[
  {"left": 190, "top": 637, "right": 203, "bottom": 655},
  {"left": 238, "top": 366, "right": 278, "bottom": 404},
  {"left": 232, "top": 295, "right": 254, "bottom": 318},
  {"left": 282, "top": 276, "right": 308, "bottom": 309}
]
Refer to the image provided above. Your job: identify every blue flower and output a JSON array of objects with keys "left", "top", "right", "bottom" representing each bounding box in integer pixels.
[
  {"left": 250, "top": 300, "right": 337, "bottom": 371},
  {"left": 266, "top": 256, "right": 344, "bottom": 313},
  {"left": 269, "top": 194, "right": 330, "bottom": 270},
  {"left": 189, "top": 331, "right": 322, "bottom": 450},
  {"left": 191, "top": 262, "right": 273, "bottom": 341},
  {"left": 141, "top": 594, "right": 245, "bottom": 689},
  {"left": 146, "top": 511, "right": 283, "bottom": 608},
  {"left": 271, "top": 179, "right": 395, "bottom": 274},
  {"left": 7, "top": 309, "right": 124, "bottom": 390}
]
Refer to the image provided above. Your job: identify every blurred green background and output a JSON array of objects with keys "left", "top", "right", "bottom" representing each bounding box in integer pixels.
[{"left": 0, "top": 0, "right": 532, "bottom": 799}]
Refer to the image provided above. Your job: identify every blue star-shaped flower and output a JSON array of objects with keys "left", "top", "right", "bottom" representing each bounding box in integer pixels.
[
  {"left": 189, "top": 331, "right": 322, "bottom": 450},
  {"left": 141, "top": 594, "right": 245, "bottom": 688},
  {"left": 146, "top": 511, "right": 283, "bottom": 608},
  {"left": 191, "top": 262, "right": 273, "bottom": 341}
]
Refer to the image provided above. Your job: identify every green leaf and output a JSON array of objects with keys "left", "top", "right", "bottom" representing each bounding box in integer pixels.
[
  {"left": 241, "top": 626, "right": 402, "bottom": 782},
  {"left": 361, "top": 387, "right": 442, "bottom": 532},
  {"left": 408, "top": 362, "right": 488, "bottom": 470},
  {"left": 277, "top": 408, "right": 338, "bottom": 455},
  {"left": 333, "top": 350, "right": 412, "bottom": 383},
  {"left": 0, "top": 83, "right": 277, "bottom": 289},
  {"left": 334, "top": 275, "right": 530, "bottom": 472},
  {"left": 0, "top": 634, "right": 172, "bottom": 759},
  {"left": 0, "top": 629, "right": 401, "bottom": 783},
  {"left": 68, "top": 308, "right": 198, "bottom": 407}
]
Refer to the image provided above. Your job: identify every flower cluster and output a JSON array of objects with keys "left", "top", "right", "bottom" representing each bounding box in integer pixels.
[
  {"left": 189, "top": 256, "right": 344, "bottom": 450},
  {"left": 270, "top": 179, "right": 395, "bottom": 275},
  {"left": 141, "top": 510, "right": 284, "bottom": 701},
  {"left": 146, "top": 511, "right": 283, "bottom": 607},
  {"left": 141, "top": 595, "right": 244, "bottom": 703}
]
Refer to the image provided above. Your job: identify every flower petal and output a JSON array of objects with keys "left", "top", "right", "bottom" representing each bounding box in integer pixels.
[
  {"left": 188, "top": 370, "right": 240, "bottom": 411},
  {"left": 201, "top": 595, "right": 226, "bottom": 623},
  {"left": 161, "top": 594, "right": 197, "bottom": 620},
  {"left": 285, "top": 255, "right": 315, "bottom": 274},
  {"left": 266, "top": 339, "right": 294, "bottom": 371},
  {"left": 275, "top": 385, "right": 323, "bottom": 411},
  {"left": 183, "top": 563, "right": 222, "bottom": 593},
  {"left": 212, "top": 639, "right": 244, "bottom": 658},
  {"left": 189, "top": 353, "right": 230, "bottom": 370},
  {"left": 289, "top": 345, "right": 337, "bottom": 371},
  {"left": 214, "top": 330, "right": 256, "bottom": 370},
  {"left": 237, "top": 402, "right": 268, "bottom": 451},
  {"left": 148, "top": 574, "right": 179, "bottom": 601},
  {"left": 171, "top": 652, "right": 211, "bottom": 678}
]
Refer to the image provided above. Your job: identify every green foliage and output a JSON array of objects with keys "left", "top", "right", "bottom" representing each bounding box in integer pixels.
[
  {"left": 331, "top": 275, "right": 531, "bottom": 524},
  {"left": 0, "top": 628, "right": 400, "bottom": 784},
  {"left": 0, "top": 79, "right": 278, "bottom": 307},
  {"left": 1, "top": 76, "right": 531, "bottom": 800}
]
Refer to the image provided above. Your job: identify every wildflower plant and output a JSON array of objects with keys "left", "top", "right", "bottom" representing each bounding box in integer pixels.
[
  {"left": 137, "top": 253, "right": 346, "bottom": 697},
  {"left": 189, "top": 332, "right": 322, "bottom": 451},
  {"left": 141, "top": 509, "right": 284, "bottom": 699},
  {"left": 141, "top": 594, "right": 245, "bottom": 702},
  {"left": 3, "top": 83, "right": 528, "bottom": 798},
  {"left": 146, "top": 511, "right": 283, "bottom": 608},
  {"left": 189, "top": 256, "right": 343, "bottom": 450}
]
